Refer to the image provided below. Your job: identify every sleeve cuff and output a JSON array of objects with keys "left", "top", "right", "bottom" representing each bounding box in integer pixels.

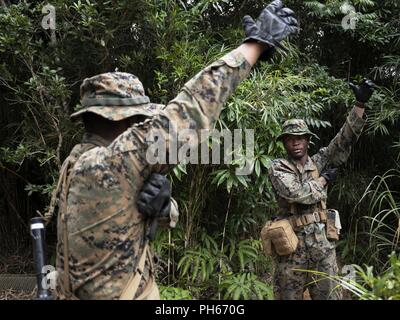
[
  {"left": 220, "top": 50, "right": 248, "bottom": 68},
  {"left": 347, "top": 107, "right": 366, "bottom": 135},
  {"left": 206, "top": 50, "right": 252, "bottom": 71}
]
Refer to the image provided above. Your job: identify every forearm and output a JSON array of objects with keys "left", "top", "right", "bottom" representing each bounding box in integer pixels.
[
  {"left": 333, "top": 106, "right": 366, "bottom": 159},
  {"left": 314, "top": 106, "right": 366, "bottom": 169},
  {"left": 269, "top": 171, "right": 327, "bottom": 205},
  {"left": 354, "top": 105, "right": 365, "bottom": 118},
  {"left": 284, "top": 180, "right": 327, "bottom": 204},
  {"left": 137, "top": 47, "right": 258, "bottom": 173},
  {"left": 235, "top": 42, "right": 269, "bottom": 66},
  {"left": 318, "top": 176, "right": 327, "bottom": 188},
  {"left": 163, "top": 47, "right": 254, "bottom": 134}
]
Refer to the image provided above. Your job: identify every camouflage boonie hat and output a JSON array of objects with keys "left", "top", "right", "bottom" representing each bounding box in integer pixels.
[
  {"left": 277, "top": 119, "right": 319, "bottom": 141},
  {"left": 71, "top": 72, "right": 161, "bottom": 121}
]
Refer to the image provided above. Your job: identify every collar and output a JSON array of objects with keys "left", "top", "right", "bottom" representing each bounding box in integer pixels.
[
  {"left": 81, "top": 132, "right": 110, "bottom": 147},
  {"left": 287, "top": 155, "right": 316, "bottom": 173},
  {"left": 303, "top": 156, "right": 316, "bottom": 171}
]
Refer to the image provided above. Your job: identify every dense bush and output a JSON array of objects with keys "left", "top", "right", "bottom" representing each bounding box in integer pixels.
[{"left": 0, "top": 0, "right": 398, "bottom": 299}]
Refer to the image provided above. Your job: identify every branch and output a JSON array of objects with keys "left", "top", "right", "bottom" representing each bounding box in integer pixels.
[
  {"left": 0, "top": 162, "right": 30, "bottom": 184},
  {"left": 0, "top": 181, "right": 28, "bottom": 230}
]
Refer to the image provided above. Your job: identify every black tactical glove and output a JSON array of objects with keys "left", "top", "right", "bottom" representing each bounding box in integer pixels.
[
  {"left": 137, "top": 173, "right": 171, "bottom": 220},
  {"left": 320, "top": 168, "right": 338, "bottom": 184},
  {"left": 349, "top": 78, "right": 376, "bottom": 107},
  {"left": 242, "top": 0, "right": 299, "bottom": 60}
]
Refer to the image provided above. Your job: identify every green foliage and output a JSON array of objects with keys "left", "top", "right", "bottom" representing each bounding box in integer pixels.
[
  {"left": 159, "top": 286, "right": 193, "bottom": 300},
  {"left": 0, "top": 0, "right": 399, "bottom": 299},
  {"left": 154, "top": 224, "right": 274, "bottom": 299},
  {"left": 302, "top": 252, "right": 400, "bottom": 300},
  {"left": 353, "top": 252, "right": 400, "bottom": 300},
  {"left": 220, "top": 272, "right": 273, "bottom": 300},
  {"left": 211, "top": 47, "right": 347, "bottom": 197},
  {"left": 355, "top": 169, "right": 400, "bottom": 269},
  {"left": 366, "top": 88, "right": 400, "bottom": 136},
  {"left": 177, "top": 247, "right": 219, "bottom": 283},
  {"left": 304, "top": 0, "right": 397, "bottom": 46}
]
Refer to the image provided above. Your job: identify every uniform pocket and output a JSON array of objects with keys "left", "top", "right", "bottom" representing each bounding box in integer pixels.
[{"left": 314, "top": 223, "right": 335, "bottom": 251}]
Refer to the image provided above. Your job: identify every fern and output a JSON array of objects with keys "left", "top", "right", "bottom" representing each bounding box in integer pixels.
[
  {"left": 177, "top": 247, "right": 219, "bottom": 282},
  {"left": 220, "top": 272, "right": 273, "bottom": 300}
]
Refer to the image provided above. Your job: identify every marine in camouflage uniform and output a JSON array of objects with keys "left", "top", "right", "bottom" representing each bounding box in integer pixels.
[
  {"left": 46, "top": 1, "right": 300, "bottom": 300},
  {"left": 49, "top": 55, "right": 252, "bottom": 300},
  {"left": 268, "top": 79, "right": 376, "bottom": 300}
]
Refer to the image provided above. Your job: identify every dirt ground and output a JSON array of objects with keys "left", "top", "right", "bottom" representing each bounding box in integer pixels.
[
  {"left": 0, "top": 288, "right": 36, "bottom": 300},
  {"left": 0, "top": 252, "right": 35, "bottom": 275},
  {"left": 0, "top": 252, "right": 36, "bottom": 300},
  {"left": 0, "top": 254, "right": 352, "bottom": 300}
]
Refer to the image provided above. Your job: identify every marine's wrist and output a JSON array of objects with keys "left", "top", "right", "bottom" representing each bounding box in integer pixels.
[
  {"left": 318, "top": 176, "right": 328, "bottom": 187},
  {"left": 237, "top": 42, "right": 271, "bottom": 65},
  {"left": 355, "top": 100, "right": 366, "bottom": 108}
]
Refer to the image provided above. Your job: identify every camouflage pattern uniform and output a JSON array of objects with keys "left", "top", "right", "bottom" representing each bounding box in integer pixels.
[
  {"left": 50, "top": 50, "right": 252, "bottom": 299},
  {"left": 268, "top": 109, "right": 366, "bottom": 300}
]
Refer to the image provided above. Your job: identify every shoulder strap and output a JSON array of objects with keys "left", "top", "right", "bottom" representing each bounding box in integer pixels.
[
  {"left": 45, "top": 143, "right": 98, "bottom": 225},
  {"left": 50, "top": 144, "right": 95, "bottom": 298},
  {"left": 44, "top": 155, "right": 74, "bottom": 225},
  {"left": 119, "top": 242, "right": 150, "bottom": 300},
  {"left": 60, "top": 161, "right": 76, "bottom": 297},
  {"left": 310, "top": 163, "right": 319, "bottom": 180},
  {"left": 309, "top": 163, "right": 327, "bottom": 210},
  {"left": 279, "top": 160, "right": 299, "bottom": 215}
]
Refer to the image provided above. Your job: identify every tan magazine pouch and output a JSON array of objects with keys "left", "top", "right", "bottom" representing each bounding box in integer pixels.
[
  {"left": 326, "top": 209, "right": 341, "bottom": 241},
  {"left": 261, "top": 219, "right": 298, "bottom": 256},
  {"left": 260, "top": 221, "right": 275, "bottom": 256}
]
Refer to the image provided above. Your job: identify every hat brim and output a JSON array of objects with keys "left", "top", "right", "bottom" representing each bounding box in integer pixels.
[
  {"left": 70, "top": 103, "right": 162, "bottom": 122},
  {"left": 277, "top": 132, "right": 319, "bottom": 141}
]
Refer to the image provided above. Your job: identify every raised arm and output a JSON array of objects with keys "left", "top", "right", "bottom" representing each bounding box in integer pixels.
[
  {"left": 312, "top": 79, "right": 375, "bottom": 172},
  {"left": 163, "top": 0, "right": 299, "bottom": 134},
  {"left": 109, "top": 1, "right": 299, "bottom": 173}
]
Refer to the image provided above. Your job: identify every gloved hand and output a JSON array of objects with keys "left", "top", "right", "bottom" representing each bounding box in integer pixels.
[
  {"left": 242, "top": 0, "right": 299, "bottom": 60},
  {"left": 349, "top": 78, "right": 376, "bottom": 106},
  {"left": 137, "top": 173, "right": 171, "bottom": 220},
  {"left": 320, "top": 168, "right": 338, "bottom": 184}
]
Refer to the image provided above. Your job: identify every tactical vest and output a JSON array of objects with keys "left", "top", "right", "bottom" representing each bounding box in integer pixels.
[
  {"left": 45, "top": 141, "right": 156, "bottom": 300},
  {"left": 277, "top": 159, "right": 327, "bottom": 229}
]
